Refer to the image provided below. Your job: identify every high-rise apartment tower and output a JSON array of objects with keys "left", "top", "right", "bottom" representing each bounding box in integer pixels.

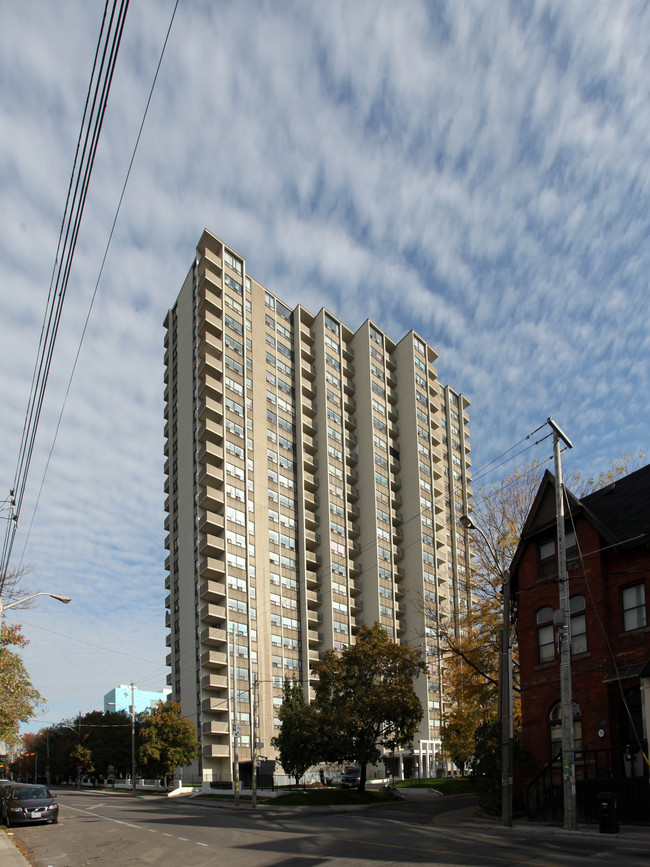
[{"left": 164, "top": 230, "right": 472, "bottom": 781}]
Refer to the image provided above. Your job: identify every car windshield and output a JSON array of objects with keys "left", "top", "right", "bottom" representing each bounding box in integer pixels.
[{"left": 12, "top": 786, "right": 51, "bottom": 800}]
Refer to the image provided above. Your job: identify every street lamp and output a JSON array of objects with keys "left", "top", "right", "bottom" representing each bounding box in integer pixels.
[
  {"left": 0, "top": 591, "right": 71, "bottom": 639},
  {"left": 460, "top": 514, "right": 513, "bottom": 828}
]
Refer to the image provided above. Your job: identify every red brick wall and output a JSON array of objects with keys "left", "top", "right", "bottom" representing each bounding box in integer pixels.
[{"left": 515, "top": 516, "right": 649, "bottom": 773}]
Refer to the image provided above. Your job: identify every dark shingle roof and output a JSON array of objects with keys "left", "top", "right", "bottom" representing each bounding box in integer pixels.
[{"left": 581, "top": 463, "right": 650, "bottom": 546}]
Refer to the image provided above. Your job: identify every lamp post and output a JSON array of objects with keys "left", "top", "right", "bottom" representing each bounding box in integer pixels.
[
  {"left": 0, "top": 591, "right": 71, "bottom": 638},
  {"left": 460, "top": 514, "right": 513, "bottom": 828}
]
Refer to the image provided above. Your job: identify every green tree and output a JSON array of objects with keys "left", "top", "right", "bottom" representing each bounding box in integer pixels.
[
  {"left": 138, "top": 701, "right": 198, "bottom": 788},
  {"left": 0, "top": 623, "right": 43, "bottom": 749},
  {"left": 71, "top": 743, "right": 94, "bottom": 787},
  {"left": 270, "top": 679, "right": 320, "bottom": 786},
  {"left": 82, "top": 710, "right": 132, "bottom": 780},
  {"left": 313, "top": 623, "right": 426, "bottom": 791}
]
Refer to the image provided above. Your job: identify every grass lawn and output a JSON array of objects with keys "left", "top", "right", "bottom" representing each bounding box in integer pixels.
[
  {"left": 397, "top": 777, "right": 474, "bottom": 796},
  {"left": 194, "top": 777, "right": 474, "bottom": 806}
]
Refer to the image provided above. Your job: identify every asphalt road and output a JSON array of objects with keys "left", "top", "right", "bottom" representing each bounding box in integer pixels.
[{"left": 9, "top": 788, "right": 649, "bottom": 866}]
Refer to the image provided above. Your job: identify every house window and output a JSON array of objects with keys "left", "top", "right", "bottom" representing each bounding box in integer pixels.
[
  {"left": 622, "top": 583, "right": 646, "bottom": 631},
  {"left": 536, "top": 606, "right": 555, "bottom": 663},
  {"left": 539, "top": 530, "right": 577, "bottom": 580},
  {"left": 570, "top": 595, "right": 587, "bottom": 654},
  {"left": 549, "top": 701, "right": 583, "bottom": 760}
]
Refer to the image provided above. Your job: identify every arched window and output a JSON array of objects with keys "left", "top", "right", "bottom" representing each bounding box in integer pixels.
[
  {"left": 570, "top": 595, "right": 587, "bottom": 654},
  {"left": 549, "top": 701, "right": 583, "bottom": 760},
  {"left": 536, "top": 606, "right": 554, "bottom": 663}
]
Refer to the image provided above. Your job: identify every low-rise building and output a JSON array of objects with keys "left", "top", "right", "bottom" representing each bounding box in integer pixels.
[{"left": 510, "top": 464, "right": 650, "bottom": 821}]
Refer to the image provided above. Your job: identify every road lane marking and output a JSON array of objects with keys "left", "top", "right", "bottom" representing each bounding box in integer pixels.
[
  {"left": 60, "top": 803, "right": 216, "bottom": 850},
  {"left": 61, "top": 804, "right": 140, "bottom": 829}
]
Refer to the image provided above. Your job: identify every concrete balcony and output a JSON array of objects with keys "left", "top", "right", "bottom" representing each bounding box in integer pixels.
[
  {"left": 303, "top": 488, "right": 319, "bottom": 510},
  {"left": 199, "top": 372, "right": 223, "bottom": 403},
  {"left": 304, "top": 529, "right": 320, "bottom": 549},
  {"left": 301, "top": 359, "right": 316, "bottom": 381},
  {"left": 201, "top": 698, "right": 228, "bottom": 716},
  {"left": 201, "top": 602, "right": 227, "bottom": 624},
  {"left": 198, "top": 439, "right": 224, "bottom": 467},
  {"left": 200, "top": 581, "right": 227, "bottom": 604},
  {"left": 203, "top": 743, "right": 230, "bottom": 759},
  {"left": 197, "top": 308, "right": 223, "bottom": 341},
  {"left": 300, "top": 323, "right": 315, "bottom": 345},
  {"left": 197, "top": 334, "right": 223, "bottom": 366},
  {"left": 305, "top": 550, "right": 322, "bottom": 569},
  {"left": 201, "top": 673, "right": 228, "bottom": 692},
  {"left": 198, "top": 484, "right": 225, "bottom": 512},
  {"left": 303, "top": 471, "right": 319, "bottom": 492},
  {"left": 201, "top": 650, "right": 227, "bottom": 669},
  {"left": 199, "top": 510, "right": 225, "bottom": 534},
  {"left": 198, "top": 395, "right": 224, "bottom": 425},
  {"left": 347, "top": 501, "right": 360, "bottom": 519},
  {"left": 198, "top": 463, "right": 224, "bottom": 488},
  {"left": 197, "top": 251, "right": 223, "bottom": 290},
  {"left": 199, "top": 556, "right": 226, "bottom": 580},
  {"left": 200, "top": 533, "right": 225, "bottom": 558},
  {"left": 303, "top": 453, "right": 318, "bottom": 473},
  {"left": 302, "top": 433, "right": 317, "bottom": 454},
  {"left": 202, "top": 720, "right": 230, "bottom": 736},
  {"left": 201, "top": 626, "right": 228, "bottom": 647}
]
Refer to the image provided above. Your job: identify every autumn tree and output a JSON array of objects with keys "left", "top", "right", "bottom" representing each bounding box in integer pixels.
[
  {"left": 270, "top": 679, "right": 320, "bottom": 785},
  {"left": 138, "top": 701, "right": 198, "bottom": 787},
  {"left": 313, "top": 623, "right": 426, "bottom": 791},
  {"left": 0, "top": 623, "right": 43, "bottom": 750}
]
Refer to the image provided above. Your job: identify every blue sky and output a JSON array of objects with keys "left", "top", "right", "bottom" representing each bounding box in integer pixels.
[{"left": 0, "top": 0, "right": 648, "bottom": 732}]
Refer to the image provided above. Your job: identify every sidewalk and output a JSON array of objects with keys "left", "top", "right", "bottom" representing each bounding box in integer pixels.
[
  {"left": 0, "top": 830, "right": 30, "bottom": 866},
  {"left": 430, "top": 801, "right": 650, "bottom": 844}
]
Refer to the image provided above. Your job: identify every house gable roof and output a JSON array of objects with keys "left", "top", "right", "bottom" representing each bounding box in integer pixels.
[{"left": 510, "top": 463, "right": 650, "bottom": 592}]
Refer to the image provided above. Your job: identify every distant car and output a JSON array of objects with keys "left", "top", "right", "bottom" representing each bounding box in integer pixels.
[
  {"left": 1, "top": 783, "right": 58, "bottom": 826},
  {"left": 340, "top": 767, "right": 362, "bottom": 788}
]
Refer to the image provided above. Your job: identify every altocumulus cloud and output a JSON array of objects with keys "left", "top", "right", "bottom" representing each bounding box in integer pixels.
[{"left": 0, "top": 0, "right": 648, "bottom": 728}]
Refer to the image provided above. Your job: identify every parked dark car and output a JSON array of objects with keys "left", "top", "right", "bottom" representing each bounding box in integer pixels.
[
  {"left": 1, "top": 784, "right": 58, "bottom": 826},
  {"left": 340, "top": 767, "right": 362, "bottom": 788}
]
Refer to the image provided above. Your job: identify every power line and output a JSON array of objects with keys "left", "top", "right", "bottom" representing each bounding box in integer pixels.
[
  {"left": 1, "top": 0, "right": 130, "bottom": 592},
  {"left": 16, "top": 0, "right": 181, "bottom": 568}
]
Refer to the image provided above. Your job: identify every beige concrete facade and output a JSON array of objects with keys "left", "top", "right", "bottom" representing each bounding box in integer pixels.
[{"left": 164, "top": 229, "right": 472, "bottom": 781}]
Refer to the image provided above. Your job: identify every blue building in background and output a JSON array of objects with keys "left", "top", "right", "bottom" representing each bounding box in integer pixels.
[{"left": 103, "top": 685, "right": 170, "bottom": 715}]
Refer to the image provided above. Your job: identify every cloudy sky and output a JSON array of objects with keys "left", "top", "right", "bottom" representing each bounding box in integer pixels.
[{"left": 1, "top": 0, "right": 648, "bottom": 733}]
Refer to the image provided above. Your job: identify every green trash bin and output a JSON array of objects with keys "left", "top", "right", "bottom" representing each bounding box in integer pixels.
[{"left": 597, "top": 792, "right": 618, "bottom": 834}]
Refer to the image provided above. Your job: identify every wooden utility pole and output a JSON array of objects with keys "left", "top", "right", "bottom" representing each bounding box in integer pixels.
[{"left": 548, "top": 417, "right": 576, "bottom": 831}]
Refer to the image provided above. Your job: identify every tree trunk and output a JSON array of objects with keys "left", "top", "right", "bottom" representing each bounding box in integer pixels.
[{"left": 359, "top": 765, "right": 367, "bottom": 792}]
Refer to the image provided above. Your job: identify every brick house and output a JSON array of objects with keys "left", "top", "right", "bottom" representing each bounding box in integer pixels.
[{"left": 510, "top": 464, "right": 650, "bottom": 821}]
